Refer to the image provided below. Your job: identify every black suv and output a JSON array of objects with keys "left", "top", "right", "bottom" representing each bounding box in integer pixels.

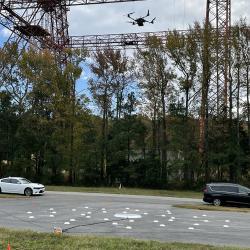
[{"left": 203, "top": 183, "right": 250, "bottom": 206}]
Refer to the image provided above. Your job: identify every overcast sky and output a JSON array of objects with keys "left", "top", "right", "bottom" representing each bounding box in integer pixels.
[
  {"left": 0, "top": 0, "right": 249, "bottom": 40},
  {"left": 68, "top": 0, "right": 250, "bottom": 36}
]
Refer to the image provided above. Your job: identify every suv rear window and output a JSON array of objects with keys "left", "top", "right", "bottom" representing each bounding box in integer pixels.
[
  {"left": 238, "top": 186, "right": 250, "bottom": 193},
  {"left": 1, "top": 178, "right": 10, "bottom": 183},
  {"left": 210, "top": 185, "right": 238, "bottom": 193}
]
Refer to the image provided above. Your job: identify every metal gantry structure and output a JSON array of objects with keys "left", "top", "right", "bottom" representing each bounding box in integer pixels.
[
  {"left": 0, "top": 0, "right": 233, "bottom": 118},
  {"left": 0, "top": 0, "right": 232, "bottom": 51},
  {"left": 0, "top": 0, "right": 233, "bottom": 109},
  {"left": 206, "top": 0, "right": 231, "bottom": 116},
  {"left": 0, "top": 0, "right": 234, "bottom": 107},
  {"left": 0, "top": 0, "right": 233, "bottom": 52},
  {"left": 0, "top": 0, "right": 146, "bottom": 63}
]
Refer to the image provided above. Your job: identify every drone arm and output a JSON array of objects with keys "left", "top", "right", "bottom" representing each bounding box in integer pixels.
[
  {"left": 142, "top": 9, "right": 150, "bottom": 18},
  {"left": 150, "top": 17, "right": 156, "bottom": 24},
  {"left": 128, "top": 15, "right": 136, "bottom": 21}
]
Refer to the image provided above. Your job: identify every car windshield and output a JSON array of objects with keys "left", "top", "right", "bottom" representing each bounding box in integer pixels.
[
  {"left": 239, "top": 185, "right": 250, "bottom": 193},
  {"left": 20, "top": 178, "right": 32, "bottom": 184}
]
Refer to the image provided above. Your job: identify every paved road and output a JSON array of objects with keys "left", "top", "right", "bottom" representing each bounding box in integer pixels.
[{"left": 0, "top": 191, "right": 250, "bottom": 248}]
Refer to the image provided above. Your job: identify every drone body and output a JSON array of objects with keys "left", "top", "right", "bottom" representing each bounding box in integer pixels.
[{"left": 127, "top": 10, "right": 156, "bottom": 27}]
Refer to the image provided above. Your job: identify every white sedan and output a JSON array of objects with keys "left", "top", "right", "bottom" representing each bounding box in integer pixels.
[{"left": 0, "top": 177, "right": 45, "bottom": 196}]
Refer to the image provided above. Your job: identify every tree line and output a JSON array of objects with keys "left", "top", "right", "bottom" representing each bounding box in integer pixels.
[{"left": 0, "top": 20, "right": 249, "bottom": 189}]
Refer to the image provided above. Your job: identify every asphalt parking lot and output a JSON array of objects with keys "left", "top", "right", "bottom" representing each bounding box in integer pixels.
[{"left": 0, "top": 191, "right": 250, "bottom": 248}]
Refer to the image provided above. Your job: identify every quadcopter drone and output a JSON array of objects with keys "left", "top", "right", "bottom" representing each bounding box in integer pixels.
[{"left": 127, "top": 10, "right": 156, "bottom": 27}]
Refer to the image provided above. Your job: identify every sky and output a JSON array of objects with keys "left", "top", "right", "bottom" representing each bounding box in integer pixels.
[
  {"left": 0, "top": 0, "right": 249, "bottom": 39},
  {"left": 67, "top": 0, "right": 250, "bottom": 98},
  {"left": 0, "top": 0, "right": 249, "bottom": 55},
  {"left": 0, "top": 0, "right": 249, "bottom": 109},
  {"left": 0, "top": 0, "right": 249, "bottom": 48},
  {"left": 68, "top": 0, "right": 250, "bottom": 36}
]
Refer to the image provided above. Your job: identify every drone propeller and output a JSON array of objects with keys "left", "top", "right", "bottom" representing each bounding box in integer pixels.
[
  {"left": 141, "top": 10, "right": 150, "bottom": 19},
  {"left": 150, "top": 17, "right": 156, "bottom": 24},
  {"left": 127, "top": 12, "right": 135, "bottom": 18}
]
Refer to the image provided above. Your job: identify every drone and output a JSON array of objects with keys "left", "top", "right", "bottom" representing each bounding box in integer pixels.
[{"left": 127, "top": 10, "right": 156, "bottom": 27}]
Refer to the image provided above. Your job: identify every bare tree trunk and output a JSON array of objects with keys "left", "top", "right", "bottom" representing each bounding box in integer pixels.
[
  {"left": 157, "top": 118, "right": 161, "bottom": 170},
  {"left": 101, "top": 93, "right": 108, "bottom": 182},
  {"left": 235, "top": 64, "right": 241, "bottom": 182},
  {"left": 185, "top": 88, "right": 189, "bottom": 118},
  {"left": 69, "top": 79, "right": 76, "bottom": 185},
  {"left": 103, "top": 109, "right": 108, "bottom": 180},
  {"left": 228, "top": 65, "right": 234, "bottom": 182},
  {"left": 104, "top": 109, "right": 108, "bottom": 179},
  {"left": 35, "top": 149, "right": 45, "bottom": 181},
  {"left": 161, "top": 87, "right": 168, "bottom": 186},
  {"left": 184, "top": 87, "right": 191, "bottom": 184},
  {"left": 116, "top": 91, "right": 123, "bottom": 120},
  {"left": 199, "top": 23, "right": 210, "bottom": 183},
  {"left": 152, "top": 104, "right": 157, "bottom": 159},
  {"left": 127, "top": 122, "right": 131, "bottom": 163},
  {"left": 142, "top": 133, "right": 146, "bottom": 160},
  {"left": 116, "top": 93, "right": 119, "bottom": 119},
  {"left": 247, "top": 66, "right": 250, "bottom": 149}
]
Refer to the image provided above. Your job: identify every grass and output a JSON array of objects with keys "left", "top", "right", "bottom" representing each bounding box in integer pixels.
[
  {"left": 0, "top": 228, "right": 249, "bottom": 250},
  {"left": 174, "top": 204, "right": 250, "bottom": 213},
  {"left": 0, "top": 193, "right": 26, "bottom": 199},
  {"left": 47, "top": 186, "right": 202, "bottom": 199}
]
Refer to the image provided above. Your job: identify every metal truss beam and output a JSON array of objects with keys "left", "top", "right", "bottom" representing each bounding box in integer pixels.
[
  {"left": 66, "top": 27, "right": 250, "bottom": 50},
  {"left": 67, "top": 30, "right": 189, "bottom": 50},
  {"left": 3, "top": 0, "right": 144, "bottom": 10}
]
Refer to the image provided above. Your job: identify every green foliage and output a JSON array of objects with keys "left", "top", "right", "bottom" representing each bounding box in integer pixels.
[
  {"left": 0, "top": 19, "right": 249, "bottom": 189},
  {"left": 0, "top": 228, "right": 246, "bottom": 250}
]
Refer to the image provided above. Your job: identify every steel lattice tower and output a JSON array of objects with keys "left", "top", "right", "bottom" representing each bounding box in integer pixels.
[
  {"left": 206, "top": 0, "right": 231, "bottom": 116},
  {"left": 39, "top": 1, "right": 69, "bottom": 64},
  {"left": 199, "top": 0, "right": 232, "bottom": 181}
]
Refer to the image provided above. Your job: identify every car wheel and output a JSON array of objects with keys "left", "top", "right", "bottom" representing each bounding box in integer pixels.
[
  {"left": 213, "top": 198, "right": 221, "bottom": 206},
  {"left": 24, "top": 188, "right": 33, "bottom": 197}
]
